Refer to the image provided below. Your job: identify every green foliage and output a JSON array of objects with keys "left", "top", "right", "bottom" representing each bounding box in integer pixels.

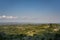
[{"left": 0, "top": 23, "right": 60, "bottom": 40}]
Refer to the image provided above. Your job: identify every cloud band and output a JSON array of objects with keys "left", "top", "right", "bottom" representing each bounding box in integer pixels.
[{"left": 0, "top": 15, "right": 18, "bottom": 19}]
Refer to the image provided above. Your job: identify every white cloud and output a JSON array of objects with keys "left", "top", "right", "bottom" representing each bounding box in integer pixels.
[
  {"left": 0, "top": 15, "right": 35, "bottom": 20},
  {"left": 0, "top": 15, "right": 18, "bottom": 19},
  {"left": 0, "top": 15, "right": 60, "bottom": 23}
]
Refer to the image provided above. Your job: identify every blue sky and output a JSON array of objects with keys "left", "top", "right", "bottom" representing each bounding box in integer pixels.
[{"left": 0, "top": 0, "right": 60, "bottom": 23}]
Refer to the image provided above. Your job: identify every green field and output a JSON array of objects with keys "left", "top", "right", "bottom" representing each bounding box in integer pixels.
[{"left": 0, "top": 24, "right": 60, "bottom": 40}]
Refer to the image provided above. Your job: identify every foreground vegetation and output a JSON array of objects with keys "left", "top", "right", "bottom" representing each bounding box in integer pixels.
[{"left": 0, "top": 23, "right": 60, "bottom": 40}]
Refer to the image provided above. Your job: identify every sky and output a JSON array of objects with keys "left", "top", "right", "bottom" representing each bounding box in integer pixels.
[{"left": 0, "top": 0, "right": 60, "bottom": 23}]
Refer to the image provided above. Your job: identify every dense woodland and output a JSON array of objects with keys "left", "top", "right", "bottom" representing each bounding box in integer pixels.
[{"left": 0, "top": 24, "right": 60, "bottom": 40}]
